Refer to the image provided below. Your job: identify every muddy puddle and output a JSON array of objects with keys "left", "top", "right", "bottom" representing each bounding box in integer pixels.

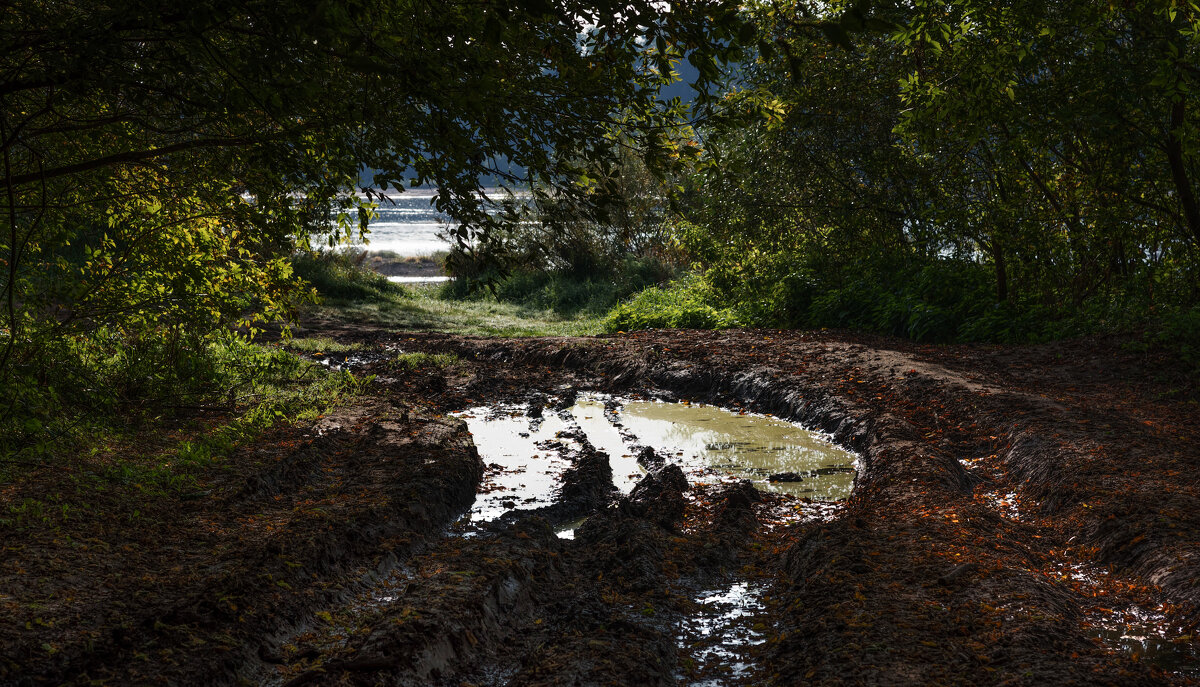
[
  {"left": 445, "top": 393, "right": 858, "bottom": 683},
  {"left": 451, "top": 406, "right": 588, "bottom": 526},
  {"left": 1051, "top": 561, "right": 1200, "bottom": 678},
  {"left": 307, "top": 351, "right": 390, "bottom": 372},
  {"left": 267, "top": 393, "right": 859, "bottom": 685},
  {"left": 453, "top": 392, "right": 858, "bottom": 533},
  {"left": 610, "top": 398, "right": 857, "bottom": 500}
]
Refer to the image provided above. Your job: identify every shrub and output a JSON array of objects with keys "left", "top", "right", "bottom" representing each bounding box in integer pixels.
[
  {"left": 603, "top": 276, "right": 739, "bottom": 331},
  {"left": 291, "top": 250, "right": 406, "bottom": 302}
]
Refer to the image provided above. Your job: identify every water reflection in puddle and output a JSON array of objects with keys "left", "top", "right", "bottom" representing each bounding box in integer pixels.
[
  {"left": 1090, "top": 606, "right": 1200, "bottom": 677},
  {"left": 306, "top": 351, "right": 390, "bottom": 372},
  {"left": 454, "top": 393, "right": 858, "bottom": 534},
  {"left": 455, "top": 395, "right": 854, "bottom": 681},
  {"left": 571, "top": 399, "right": 643, "bottom": 493},
  {"left": 1054, "top": 561, "right": 1200, "bottom": 677},
  {"left": 555, "top": 517, "right": 587, "bottom": 540},
  {"left": 679, "top": 581, "right": 767, "bottom": 685},
  {"left": 613, "top": 399, "right": 856, "bottom": 500},
  {"left": 452, "top": 407, "right": 581, "bottom": 526}
]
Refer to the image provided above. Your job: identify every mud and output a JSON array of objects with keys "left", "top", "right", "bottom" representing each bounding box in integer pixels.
[
  {"left": 4, "top": 327, "right": 1199, "bottom": 685},
  {"left": 0, "top": 402, "right": 482, "bottom": 686}
]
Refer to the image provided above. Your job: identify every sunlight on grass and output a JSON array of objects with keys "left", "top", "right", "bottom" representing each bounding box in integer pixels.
[
  {"left": 308, "top": 283, "right": 604, "bottom": 337},
  {"left": 394, "top": 351, "right": 459, "bottom": 369},
  {"left": 281, "top": 336, "right": 367, "bottom": 353}
]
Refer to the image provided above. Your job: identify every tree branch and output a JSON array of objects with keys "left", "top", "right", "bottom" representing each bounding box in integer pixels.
[{"left": 4, "top": 136, "right": 258, "bottom": 187}]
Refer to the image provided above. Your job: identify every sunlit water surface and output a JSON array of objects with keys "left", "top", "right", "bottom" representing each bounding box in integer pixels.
[
  {"left": 320, "top": 189, "right": 528, "bottom": 256},
  {"left": 614, "top": 399, "right": 856, "bottom": 500},
  {"left": 454, "top": 393, "right": 858, "bottom": 531}
]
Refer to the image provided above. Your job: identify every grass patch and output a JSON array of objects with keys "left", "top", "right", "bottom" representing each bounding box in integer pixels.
[
  {"left": 295, "top": 245, "right": 608, "bottom": 336},
  {"left": 309, "top": 283, "right": 604, "bottom": 337},
  {"left": 394, "top": 352, "right": 459, "bottom": 370},
  {"left": 281, "top": 337, "right": 367, "bottom": 354},
  {"left": 0, "top": 339, "right": 364, "bottom": 533},
  {"left": 159, "top": 353, "right": 364, "bottom": 470},
  {"left": 1, "top": 337, "right": 360, "bottom": 481},
  {"left": 292, "top": 250, "right": 407, "bottom": 302}
]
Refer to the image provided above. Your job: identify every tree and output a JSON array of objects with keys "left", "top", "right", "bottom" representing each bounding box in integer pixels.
[
  {"left": 0, "top": 0, "right": 741, "bottom": 449},
  {"left": 891, "top": 0, "right": 1200, "bottom": 303},
  {"left": 661, "top": 0, "right": 1200, "bottom": 340}
]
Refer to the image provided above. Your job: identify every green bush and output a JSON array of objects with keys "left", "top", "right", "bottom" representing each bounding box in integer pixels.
[
  {"left": 291, "top": 250, "right": 406, "bottom": 302},
  {"left": 1149, "top": 306, "right": 1200, "bottom": 377},
  {"left": 603, "top": 256, "right": 1177, "bottom": 345},
  {"left": 603, "top": 276, "right": 739, "bottom": 331}
]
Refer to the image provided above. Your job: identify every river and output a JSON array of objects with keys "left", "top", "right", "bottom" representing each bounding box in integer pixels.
[{"left": 339, "top": 188, "right": 523, "bottom": 257}]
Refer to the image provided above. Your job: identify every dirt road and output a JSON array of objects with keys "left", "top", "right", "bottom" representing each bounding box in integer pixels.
[{"left": 3, "top": 328, "right": 1197, "bottom": 685}]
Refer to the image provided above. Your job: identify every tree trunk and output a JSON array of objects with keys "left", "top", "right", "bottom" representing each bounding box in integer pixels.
[
  {"left": 990, "top": 240, "right": 1009, "bottom": 303},
  {"left": 1166, "top": 99, "right": 1200, "bottom": 247}
]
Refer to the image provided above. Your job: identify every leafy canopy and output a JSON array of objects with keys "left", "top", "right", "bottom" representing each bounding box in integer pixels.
[{"left": 0, "top": 0, "right": 743, "bottom": 452}]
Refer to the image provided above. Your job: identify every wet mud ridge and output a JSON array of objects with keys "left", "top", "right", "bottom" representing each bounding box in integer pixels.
[
  {"left": 258, "top": 389, "right": 843, "bottom": 686},
  {"left": 0, "top": 403, "right": 483, "bottom": 686},
  {"left": 269, "top": 460, "right": 790, "bottom": 687},
  {"left": 4, "top": 328, "right": 1200, "bottom": 685}
]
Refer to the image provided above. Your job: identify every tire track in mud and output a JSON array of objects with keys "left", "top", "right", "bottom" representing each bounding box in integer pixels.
[
  {"left": 0, "top": 402, "right": 484, "bottom": 687},
  {"left": 22, "top": 327, "right": 1191, "bottom": 685},
  {"left": 379, "top": 331, "right": 1192, "bottom": 684},
  {"left": 267, "top": 390, "right": 842, "bottom": 686}
]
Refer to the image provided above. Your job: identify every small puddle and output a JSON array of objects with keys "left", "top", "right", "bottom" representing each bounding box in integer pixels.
[
  {"left": 1055, "top": 561, "right": 1200, "bottom": 678},
  {"left": 555, "top": 516, "right": 587, "bottom": 540},
  {"left": 307, "top": 351, "right": 389, "bottom": 372},
  {"left": 386, "top": 275, "right": 451, "bottom": 283},
  {"left": 1090, "top": 606, "right": 1200, "bottom": 677},
  {"left": 678, "top": 581, "right": 768, "bottom": 685}
]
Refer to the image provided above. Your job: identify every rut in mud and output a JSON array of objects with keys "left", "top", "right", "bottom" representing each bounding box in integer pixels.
[
  {"left": 267, "top": 392, "right": 857, "bottom": 686},
  {"left": 255, "top": 329, "right": 1196, "bottom": 686},
  {"left": 5, "top": 328, "right": 1199, "bottom": 686}
]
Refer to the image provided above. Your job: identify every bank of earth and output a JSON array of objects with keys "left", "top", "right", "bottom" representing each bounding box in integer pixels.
[{"left": 2, "top": 327, "right": 1197, "bottom": 685}]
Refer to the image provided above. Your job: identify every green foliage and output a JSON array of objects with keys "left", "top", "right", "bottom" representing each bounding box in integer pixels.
[
  {"left": 641, "top": 0, "right": 1200, "bottom": 353},
  {"left": 603, "top": 275, "right": 740, "bottom": 331},
  {"left": 800, "top": 260, "right": 993, "bottom": 342},
  {"left": 1139, "top": 306, "right": 1200, "bottom": 384},
  {"left": 291, "top": 251, "right": 407, "bottom": 303},
  {"left": 608, "top": 255, "right": 1200, "bottom": 383},
  {"left": 445, "top": 142, "right": 686, "bottom": 286},
  {"left": 0, "top": 0, "right": 743, "bottom": 455},
  {"left": 438, "top": 137, "right": 683, "bottom": 312}
]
